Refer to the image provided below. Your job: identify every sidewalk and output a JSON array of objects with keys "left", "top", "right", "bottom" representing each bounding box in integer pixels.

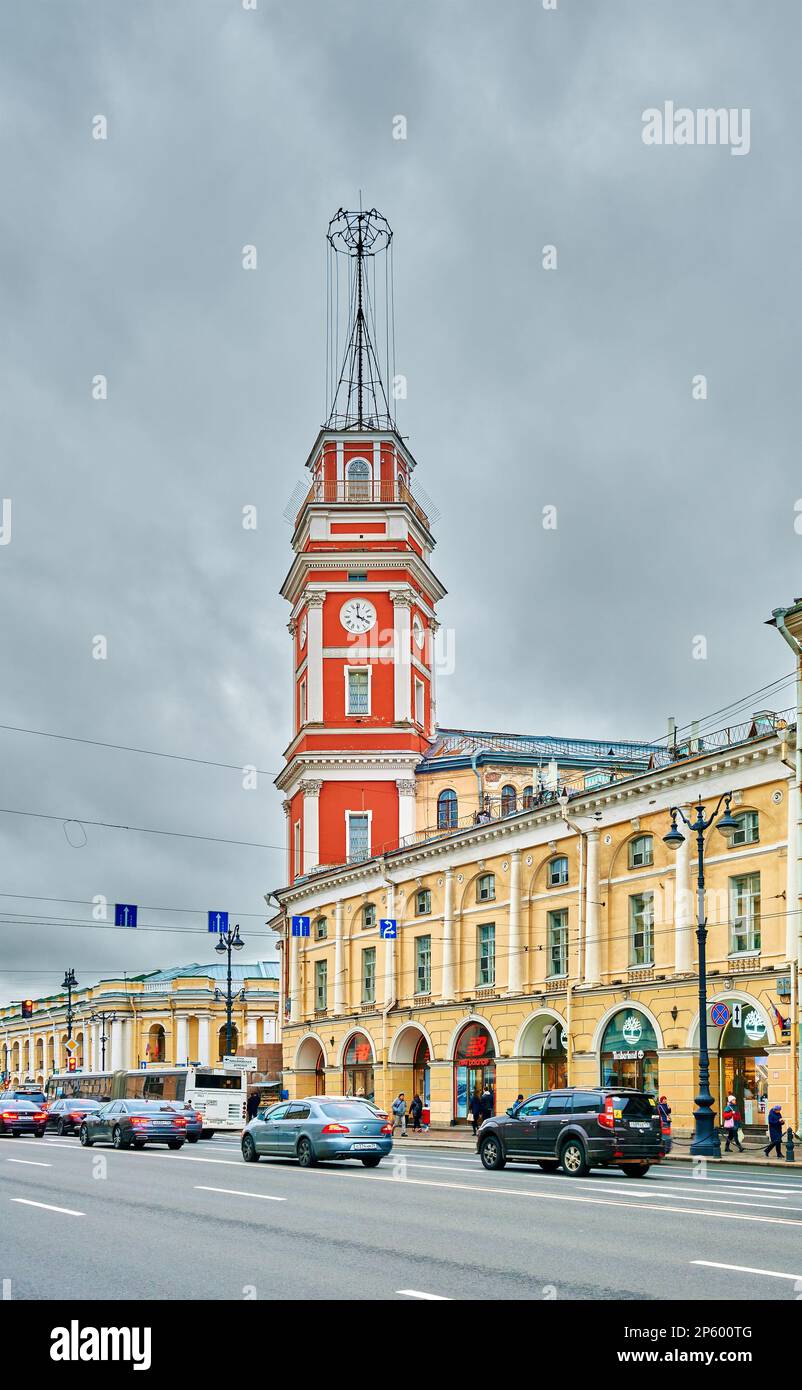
[{"left": 393, "top": 1128, "right": 800, "bottom": 1170}]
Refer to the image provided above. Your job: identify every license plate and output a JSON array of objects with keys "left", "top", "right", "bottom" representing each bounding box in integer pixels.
[
  {"left": 629, "top": 1121, "right": 651, "bottom": 1129},
  {"left": 351, "top": 1142, "right": 378, "bottom": 1151}
]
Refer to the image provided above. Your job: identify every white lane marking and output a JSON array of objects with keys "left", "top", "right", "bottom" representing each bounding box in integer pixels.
[
  {"left": 397, "top": 1288, "right": 451, "bottom": 1300},
  {"left": 691, "top": 1260, "right": 802, "bottom": 1282},
  {"left": 11, "top": 1198, "right": 84, "bottom": 1216},
  {"left": 6, "top": 1159, "right": 51, "bottom": 1168},
  {"left": 194, "top": 1186, "right": 286, "bottom": 1202}
]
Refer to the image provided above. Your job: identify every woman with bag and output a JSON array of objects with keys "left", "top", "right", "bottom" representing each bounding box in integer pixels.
[{"left": 722, "top": 1093, "right": 744, "bottom": 1153}]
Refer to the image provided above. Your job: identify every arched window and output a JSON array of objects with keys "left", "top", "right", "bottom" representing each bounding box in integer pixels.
[
  {"left": 314, "top": 916, "right": 328, "bottom": 940},
  {"left": 628, "top": 834, "right": 654, "bottom": 869},
  {"left": 477, "top": 872, "right": 495, "bottom": 903},
  {"left": 437, "top": 788, "right": 458, "bottom": 828},
  {"left": 730, "top": 810, "right": 759, "bottom": 846},
  {"left": 148, "top": 1024, "right": 166, "bottom": 1063},
  {"left": 218, "top": 1023, "right": 239, "bottom": 1060},
  {"left": 501, "top": 785, "right": 517, "bottom": 815},
  {"left": 362, "top": 903, "right": 376, "bottom": 930},
  {"left": 522, "top": 785, "right": 534, "bottom": 809},
  {"left": 548, "top": 856, "right": 569, "bottom": 887},
  {"left": 346, "top": 456, "right": 371, "bottom": 501}
]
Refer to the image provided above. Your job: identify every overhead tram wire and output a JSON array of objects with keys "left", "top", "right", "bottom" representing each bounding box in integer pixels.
[
  {"left": 0, "top": 805, "right": 284, "bottom": 855},
  {"left": 0, "top": 891, "right": 273, "bottom": 918}
]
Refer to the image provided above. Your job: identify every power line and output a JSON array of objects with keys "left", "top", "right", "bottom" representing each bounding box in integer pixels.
[
  {"left": 0, "top": 720, "right": 272, "bottom": 776},
  {"left": 0, "top": 891, "right": 273, "bottom": 918},
  {"left": 0, "top": 806, "right": 283, "bottom": 855}
]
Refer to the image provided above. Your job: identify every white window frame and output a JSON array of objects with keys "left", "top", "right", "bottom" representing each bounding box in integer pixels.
[
  {"left": 414, "top": 676, "right": 425, "bottom": 726},
  {"left": 345, "top": 810, "right": 372, "bottom": 864},
  {"left": 361, "top": 946, "right": 376, "bottom": 1004},
  {"left": 547, "top": 908, "right": 569, "bottom": 978},
  {"left": 415, "top": 935, "right": 432, "bottom": 995},
  {"left": 628, "top": 834, "right": 653, "bottom": 869},
  {"left": 315, "top": 959, "right": 328, "bottom": 1011},
  {"left": 477, "top": 922, "right": 496, "bottom": 987},
  {"left": 293, "top": 819, "right": 301, "bottom": 878},
  {"left": 344, "top": 665, "right": 372, "bottom": 716},
  {"left": 730, "top": 811, "right": 759, "bottom": 847},
  {"left": 729, "top": 872, "right": 761, "bottom": 953},
  {"left": 299, "top": 677, "right": 307, "bottom": 727},
  {"left": 548, "top": 856, "right": 569, "bottom": 887},
  {"left": 629, "top": 891, "right": 654, "bottom": 967}
]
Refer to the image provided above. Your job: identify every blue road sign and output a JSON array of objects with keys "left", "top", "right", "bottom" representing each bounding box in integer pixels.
[
  {"left": 114, "top": 903, "right": 137, "bottom": 928},
  {"left": 379, "top": 918, "right": 397, "bottom": 939},
  {"left": 208, "top": 910, "right": 229, "bottom": 934},
  {"left": 291, "top": 915, "right": 311, "bottom": 938},
  {"left": 710, "top": 1002, "right": 730, "bottom": 1028},
  {"left": 139, "top": 1061, "right": 147, "bottom": 1070}
]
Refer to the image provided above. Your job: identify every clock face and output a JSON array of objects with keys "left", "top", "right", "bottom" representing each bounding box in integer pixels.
[
  {"left": 298, "top": 614, "right": 307, "bottom": 648},
  {"left": 340, "top": 598, "right": 376, "bottom": 635},
  {"left": 412, "top": 614, "right": 425, "bottom": 650}
]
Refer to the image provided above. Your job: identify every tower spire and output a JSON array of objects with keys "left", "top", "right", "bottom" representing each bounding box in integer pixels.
[{"left": 326, "top": 207, "right": 395, "bottom": 432}]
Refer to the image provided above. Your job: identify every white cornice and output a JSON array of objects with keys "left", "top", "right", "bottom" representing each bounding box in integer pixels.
[{"left": 280, "top": 552, "right": 447, "bottom": 607}]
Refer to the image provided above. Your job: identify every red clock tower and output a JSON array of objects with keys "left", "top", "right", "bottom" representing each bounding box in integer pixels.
[{"left": 277, "top": 209, "right": 446, "bottom": 881}]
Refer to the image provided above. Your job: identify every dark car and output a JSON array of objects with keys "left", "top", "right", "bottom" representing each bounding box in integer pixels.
[
  {"left": 9, "top": 1087, "right": 47, "bottom": 1108},
  {"left": 168, "top": 1103, "right": 203, "bottom": 1143},
  {"left": 0, "top": 1097, "right": 48, "bottom": 1137},
  {"left": 477, "top": 1088, "right": 664, "bottom": 1178},
  {"left": 242, "top": 1097, "right": 393, "bottom": 1168},
  {"left": 79, "top": 1099, "right": 188, "bottom": 1150},
  {"left": 46, "top": 1097, "right": 103, "bottom": 1136}
]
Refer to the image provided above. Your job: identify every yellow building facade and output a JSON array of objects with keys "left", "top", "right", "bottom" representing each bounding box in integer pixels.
[
  {"left": 0, "top": 962, "right": 279, "bottom": 1087},
  {"left": 274, "top": 720, "right": 800, "bottom": 1135}
]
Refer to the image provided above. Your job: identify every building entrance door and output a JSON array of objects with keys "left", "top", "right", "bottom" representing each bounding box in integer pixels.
[{"left": 721, "top": 1052, "right": 768, "bottom": 1127}]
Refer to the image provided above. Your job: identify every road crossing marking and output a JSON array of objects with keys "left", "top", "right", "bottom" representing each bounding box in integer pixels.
[
  {"left": 691, "top": 1260, "right": 802, "bottom": 1282},
  {"left": 194, "top": 1185, "right": 286, "bottom": 1202},
  {"left": 11, "top": 1198, "right": 84, "bottom": 1216},
  {"left": 6, "top": 1159, "right": 51, "bottom": 1168}
]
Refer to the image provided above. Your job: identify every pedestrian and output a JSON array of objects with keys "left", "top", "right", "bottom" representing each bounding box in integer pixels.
[
  {"left": 764, "top": 1103, "right": 784, "bottom": 1159},
  {"left": 480, "top": 1086, "right": 493, "bottom": 1123},
  {"left": 657, "top": 1094, "right": 672, "bottom": 1154},
  {"left": 409, "top": 1093, "right": 423, "bottom": 1132},
  {"left": 468, "top": 1091, "right": 483, "bottom": 1137},
  {"left": 722, "top": 1094, "right": 744, "bottom": 1153},
  {"left": 511, "top": 1093, "right": 524, "bottom": 1115},
  {"left": 246, "top": 1090, "right": 260, "bottom": 1122},
  {"left": 391, "top": 1092, "right": 407, "bottom": 1136}
]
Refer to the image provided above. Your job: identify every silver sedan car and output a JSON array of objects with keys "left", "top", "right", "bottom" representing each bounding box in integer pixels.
[{"left": 241, "top": 1097, "right": 393, "bottom": 1168}]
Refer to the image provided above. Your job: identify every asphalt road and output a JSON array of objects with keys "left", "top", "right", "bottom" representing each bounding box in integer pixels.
[{"left": 2, "top": 1133, "right": 802, "bottom": 1301}]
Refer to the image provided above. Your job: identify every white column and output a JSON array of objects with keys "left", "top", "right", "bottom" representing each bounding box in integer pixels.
[
  {"left": 306, "top": 592, "right": 325, "bottom": 723},
  {"left": 287, "top": 928, "right": 300, "bottom": 1028},
  {"left": 109, "top": 1019, "right": 122, "bottom": 1071},
  {"left": 175, "top": 1015, "right": 188, "bottom": 1065},
  {"left": 384, "top": 883, "right": 396, "bottom": 1007},
  {"left": 442, "top": 867, "right": 455, "bottom": 1000},
  {"left": 784, "top": 773, "right": 799, "bottom": 962},
  {"left": 396, "top": 779, "right": 417, "bottom": 847},
  {"left": 428, "top": 617, "right": 440, "bottom": 737},
  {"left": 334, "top": 900, "right": 346, "bottom": 1015},
  {"left": 391, "top": 591, "right": 412, "bottom": 722},
  {"left": 674, "top": 806, "right": 693, "bottom": 972},
  {"left": 197, "top": 1015, "right": 210, "bottom": 1066},
  {"left": 246, "top": 1014, "right": 258, "bottom": 1046},
  {"left": 301, "top": 780, "right": 322, "bottom": 872},
  {"left": 507, "top": 850, "right": 522, "bottom": 994},
  {"left": 262, "top": 1015, "right": 276, "bottom": 1044},
  {"left": 584, "top": 831, "right": 601, "bottom": 985}
]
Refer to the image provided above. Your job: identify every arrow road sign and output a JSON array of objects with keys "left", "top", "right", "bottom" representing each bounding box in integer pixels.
[
  {"left": 114, "top": 903, "right": 137, "bottom": 928},
  {"left": 732, "top": 1002, "right": 743, "bottom": 1029},
  {"left": 379, "top": 918, "right": 397, "bottom": 939},
  {"left": 208, "top": 910, "right": 229, "bottom": 934},
  {"left": 291, "top": 915, "right": 311, "bottom": 937}
]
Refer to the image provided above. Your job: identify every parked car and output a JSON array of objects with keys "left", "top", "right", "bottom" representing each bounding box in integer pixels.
[
  {"left": 46, "top": 1097, "right": 103, "bottom": 1135},
  {"left": 241, "top": 1097, "right": 393, "bottom": 1168},
  {"left": 477, "top": 1088, "right": 664, "bottom": 1177},
  {"left": 0, "top": 1097, "right": 47, "bottom": 1137},
  {"left": 78, "top": 1099, "right": 188, "bottom": 1150}
]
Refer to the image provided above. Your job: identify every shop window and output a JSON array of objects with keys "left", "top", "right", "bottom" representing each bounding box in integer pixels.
[
  {"left": 547, "top": 908, "right": 568, "bottom": 977},
  {"left": 415, "top": 936, "right": 431, "bottom": 995},
  {"left": 437, "top": 788, "right": 458, "bottom": 828},
  {"left": 628, "top": 834, "right": 653, "bottom": 869},
  {"left": 730, "top": 873, "right": 761, "bottom": 953},
  {"left": 629, "top": 892, "right": 654, "bottom": 966},
  {"left": 415, "top": 888, "right": 431, "bottom": 916},
  {"left": 315, "top": 960, "right": 328, "bottom": 1011},
  {"left": 478, "top": 923, "right": 496, "bottom": 986},
  {"left": 477, "top": 872, "right": 495, "bottom": 903},
  {"left": 730, "top": 811, "right": 759, "bottom": 847},
  {"left": 548, "top": 856, "right": 569, "bottom": 887}
]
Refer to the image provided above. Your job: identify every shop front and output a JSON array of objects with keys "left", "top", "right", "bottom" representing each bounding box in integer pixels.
[
  {"left": 712, "top": 1002, "right": 771, "bottom": 1129},
  {"left": 453, "top": 1021, "right": 496, "bottom": 1122},
  {"left": 412, "top": 1034, "right": 431, "bottom": 1110},
  {"left": 343, "top": 1032, "right": 374, "bottom": 1101},
  {"left": 541, "top": 1022, "right": 567, "bottom": 1090},
  {"left": 600, "top": 1009, "right": 659, "bottom": 1094}
]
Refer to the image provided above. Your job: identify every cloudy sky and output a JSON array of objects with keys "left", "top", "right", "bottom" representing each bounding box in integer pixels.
[{"left": 1, "top": 0, "right": 799, "bottom": 1004}]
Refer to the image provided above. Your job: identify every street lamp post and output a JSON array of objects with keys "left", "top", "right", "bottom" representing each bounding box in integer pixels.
[
  {"left": 214, "top": 925, "right": 244, "bottom": 1058},
  {"left": 88, "top": 1010, "right": 117, "bottom": 1070},
  {"left": 663, "top": 793, "right": 739, "bottom": 1157},
  {"left": 62, "top": 970, "right": 78, "bottom": 1046}
]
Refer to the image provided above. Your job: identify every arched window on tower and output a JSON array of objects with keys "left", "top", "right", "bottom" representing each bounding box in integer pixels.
[
  {"left": 437, "top": 788, "right": 458, "bottom": 829},
  {"left": 501, "top": 784, "right": 517, "bottom": 815},
  {"left": 346, "top": 456, "right": 371, "bottom": 502}
]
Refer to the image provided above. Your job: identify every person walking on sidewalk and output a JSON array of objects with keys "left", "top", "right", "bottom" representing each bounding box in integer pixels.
[
  {"left": 391, "top": 1092, "right": 407, "bottom": 1137},
  {"left": 469, "top": 1091, "right": 483, "bottom": 1137},
  {"left": 722, "top": 1094, "right": 744, "bottom": 1153},
  {"left": 764, "top": 1103, "right": 784, "bottom": 1158},
  {"left": 246, "top": 1090, "right": 260, "bottom": 1122},
  {"left": 409, "top": 1094, "right": 423, "bottom": 1132},
  {"left": 480, "top": 1087, "right": 494, "bottom": 1123},
  {"left": 658, "top": 1095, "right": 672, "bottom": 1154}
]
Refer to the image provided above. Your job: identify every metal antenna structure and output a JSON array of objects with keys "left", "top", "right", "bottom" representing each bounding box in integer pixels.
[{"left": 325, "top": 207, "right": 396, "bottom": 432}]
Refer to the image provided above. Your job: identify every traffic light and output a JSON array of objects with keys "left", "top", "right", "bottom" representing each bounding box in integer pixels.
[
  {"left": 21, "top": 999, "right": 33, "bottom": 1019},
  {"left": 66, "top": 1057, "right": 77, "bottom": 1073}
]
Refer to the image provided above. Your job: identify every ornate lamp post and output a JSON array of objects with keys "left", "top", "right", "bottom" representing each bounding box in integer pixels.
[
  {"left": 214, "top": 925, "right": 244, "bottom": 1058},
  {"left": 62, "top": 970, "right": 78, "bottom": 1046},
  {"left": 88, "top": 1010, "right": 117, "bottom": 1070},
  {"left": 663, "top": 793, "right": 740, "bottom": 1156}
]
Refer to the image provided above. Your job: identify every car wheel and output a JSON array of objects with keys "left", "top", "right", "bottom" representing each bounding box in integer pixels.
[
  {"left": 187, "top": 1135, "right": 199, "bottom": 1144},
  {"left": 112, "top": 1126, "right": 128, "bottom": 1150},
  {"left": 361, "top": 1155, "right": 382, "bottom": 1167},
  {"left": 241, "top": 1133, "right": 259, "bottom": 1163},
  {"left": 167, "top": 1139, "right": 183, "bottom": 1150},
  {"left": 57, "top": 1118, "right": 66, "bottom": 1136},
  {"left": 479, "top": 1134, "right": 506, "bottom": 1170},
  {"left": 538, "top": 1160, "right": 559, "bottom": 1172},
  {"left": 34, "top": 1129, "right": 45, "bottom": 1138},
  {"left": 200, "top": 1129, "right": 215, "bottom": 1140},
  {"left": 297, "top": 1136, "right": 317, "bottom": 1168},
  {"left": 134, "top": 1140, "right": 146, "bottom": 1149},
  {"left": 559, "top": 1139, "right": 589, "bottom": 1178},
  {"left": 79, "top": 1124, "right": 93, "bottom": 1147},
  {"left": 621, "top": 1163, "right": 650, "bottom": 1177}
]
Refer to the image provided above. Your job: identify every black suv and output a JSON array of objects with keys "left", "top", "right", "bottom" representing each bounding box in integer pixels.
[{"left": 477, "top": 1087, "right": 664, "bottom": 1178}]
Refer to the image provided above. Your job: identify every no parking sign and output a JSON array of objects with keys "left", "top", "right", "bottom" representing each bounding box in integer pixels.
[{"left": 710, "top": 1002, "right": 730, "bottom": 1027}]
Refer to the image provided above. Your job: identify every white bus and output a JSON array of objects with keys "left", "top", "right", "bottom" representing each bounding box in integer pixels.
[{"left": 46, "top": 1066, "right": 247, "bottom": 1136}]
